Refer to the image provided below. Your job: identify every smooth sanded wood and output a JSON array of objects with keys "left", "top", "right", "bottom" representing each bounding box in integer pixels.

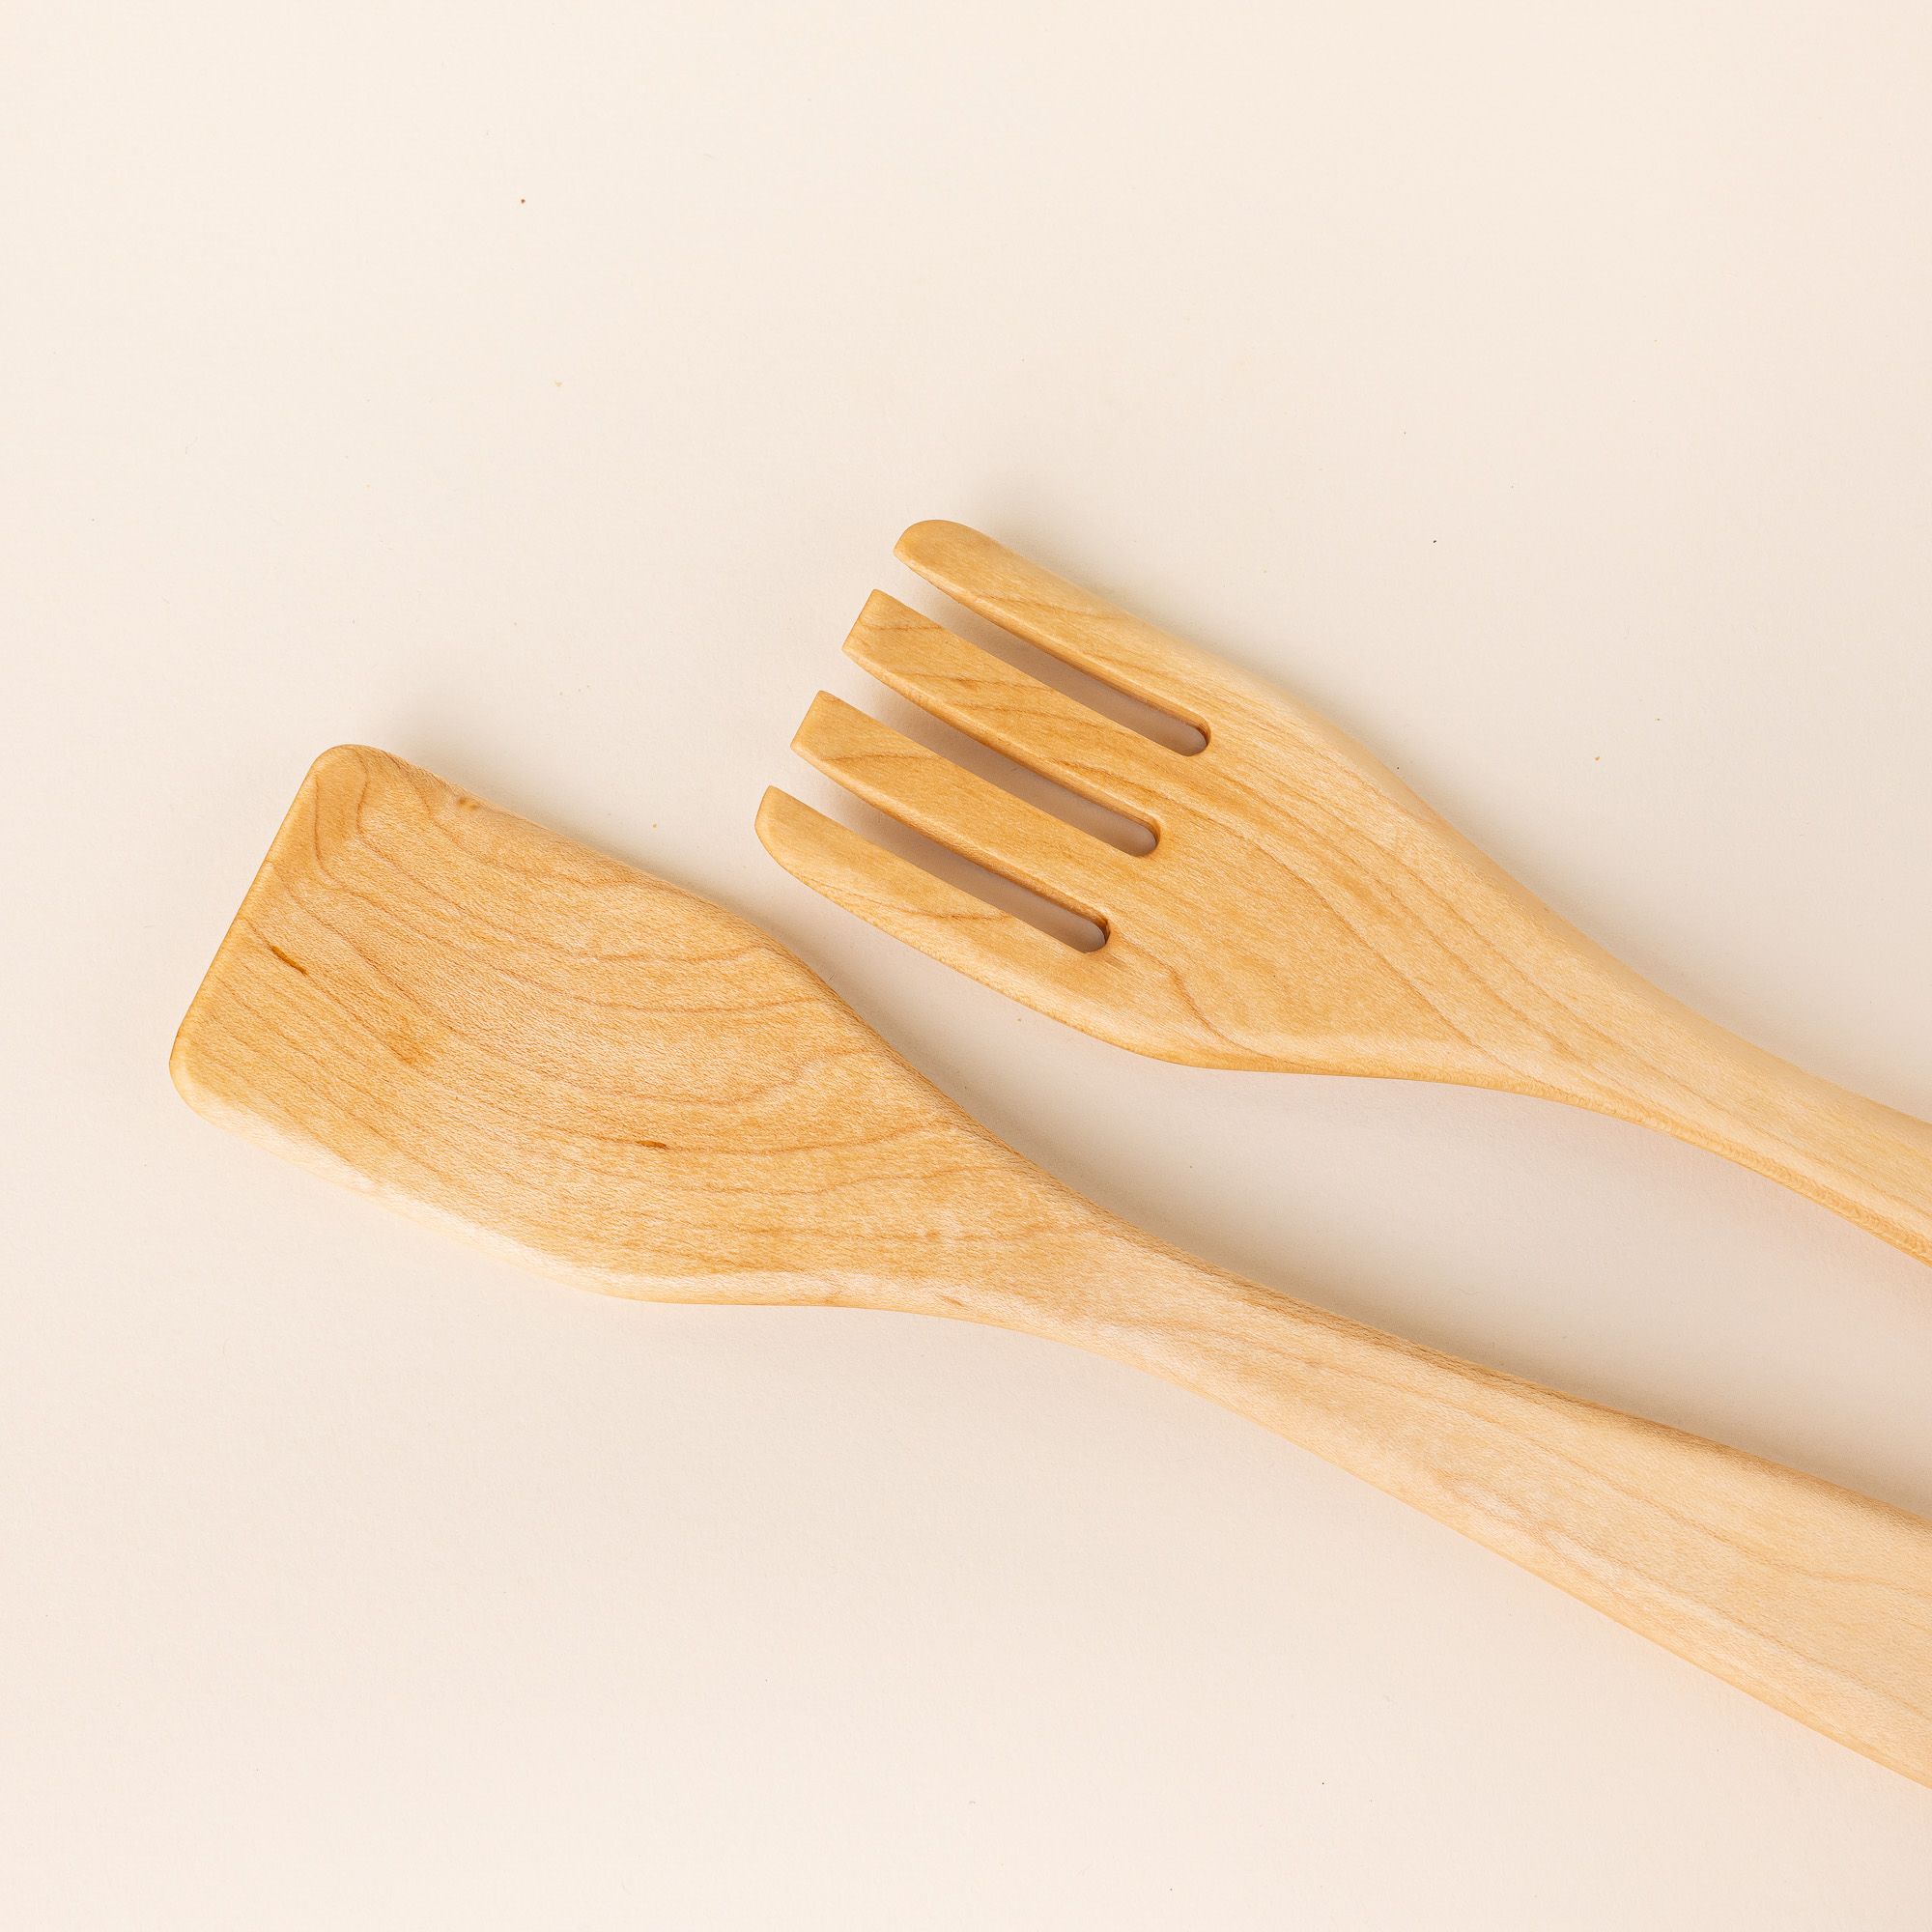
[
  {"left": 758, "top": 521, "right": 1932, "bottom": 1267},
  {"left": 175, "top": 748, "right": 1932, "bottom": 1786}
]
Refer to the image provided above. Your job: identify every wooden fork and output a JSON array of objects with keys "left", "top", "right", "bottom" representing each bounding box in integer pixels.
[
  {"left": 757, "top": 521, "right": 1932, "bottom": 1266},
  {"left": 174, "top": 749, "right": 1932, "bottom": 1784}
]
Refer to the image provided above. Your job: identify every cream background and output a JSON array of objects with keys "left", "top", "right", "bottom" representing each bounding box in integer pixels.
[{"left": 5, "top": 3, "right": 1931, "bottom": 1924}]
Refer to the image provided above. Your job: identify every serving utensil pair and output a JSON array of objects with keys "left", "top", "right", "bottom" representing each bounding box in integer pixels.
[{"left": 172, "top": 527, "right": 1932, "bottom": 1786}]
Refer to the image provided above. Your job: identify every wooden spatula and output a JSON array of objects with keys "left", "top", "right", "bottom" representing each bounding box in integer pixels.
[
  {"left": 757, "top": 521, "right": 1932, "bottom": 1267},
  {"left": 175, "top": 747, "right": 1932, "bottom": 1784}
]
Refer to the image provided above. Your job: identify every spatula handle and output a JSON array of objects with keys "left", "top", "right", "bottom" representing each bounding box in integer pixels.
[{"left": 1030, "top": 1228, "right": 1932, "bottom": 1785}]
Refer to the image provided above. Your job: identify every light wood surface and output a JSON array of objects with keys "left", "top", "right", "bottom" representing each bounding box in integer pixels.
[
  {"left": 174, "top": 747, "right": 1932, "bottom": 1787},
  {"left": 757, "top": 521, "right": 1932, "bottom": 1267}
]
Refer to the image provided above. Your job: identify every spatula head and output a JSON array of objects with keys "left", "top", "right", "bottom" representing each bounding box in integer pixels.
[{"left": 171, "top": 747, "right": 1072, "bottom": 1309}]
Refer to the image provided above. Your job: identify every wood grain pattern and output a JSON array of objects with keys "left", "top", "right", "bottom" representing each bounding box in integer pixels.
[
  {"left": 175, "top": 748, "right": 1932, "bottom": 1786},
  {"left": 758, "top": 520, "right": 1932, "bottom": 1266}
]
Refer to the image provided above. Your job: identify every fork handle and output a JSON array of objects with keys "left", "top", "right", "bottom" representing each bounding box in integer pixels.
[
  {"left": 1504, "top": 956, "right": 1932, "bottom": 1267},
  {"left": 1014, "top": 1225, "right": 1932, "bottom": 1785}
]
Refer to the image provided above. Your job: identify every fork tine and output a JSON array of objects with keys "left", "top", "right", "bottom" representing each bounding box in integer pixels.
[
  {"left": 754, "top": 788, "right": 1103, "bottom": 993},
  {"left": 895, "top": 521, "right": 1212, "bottom": 730},
  {"left": 845, "top": 592, "right": 1171, "bottom": 826},
  {"left": 790, "top": 693, "right": 1128, "bottom": 923}
]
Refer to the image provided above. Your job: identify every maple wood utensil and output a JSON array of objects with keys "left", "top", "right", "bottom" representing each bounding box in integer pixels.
[
  {"left": 175, "top": 747, "right": 1932, "bottom": 1784},
  {"left": 757, "top": 521, "right": 1932, "bottom": 1267}
]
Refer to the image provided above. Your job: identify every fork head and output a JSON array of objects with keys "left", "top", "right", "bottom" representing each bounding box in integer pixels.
[{"left": 757, "top": 521, "right": 1553, "bottom": 1079}]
